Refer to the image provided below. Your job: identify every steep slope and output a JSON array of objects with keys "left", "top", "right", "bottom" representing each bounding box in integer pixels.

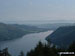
[{"left": 46, "top": 26, "right": 75, "bottom": 48}]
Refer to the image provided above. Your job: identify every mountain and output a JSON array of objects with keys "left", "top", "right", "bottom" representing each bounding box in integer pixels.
[
  {"left": 0, "top": 23, "right": 46, "bottom": 41},
  {"left": 36, "top": 23, "right": 74, "bottom": 30},
  {"left": 0, "top": 23, "right": 26, "bottom": 41},
  {"left": 9, "top": 24, "right": 46, "bottom": 33},
  {"left": 46, "top": 26, "right": 75, "bottom": 48}
]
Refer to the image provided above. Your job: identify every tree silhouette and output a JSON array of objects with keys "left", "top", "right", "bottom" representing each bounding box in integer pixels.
[
  {"left": 0, "top": 48, "right": 11, "bottom": 56},
  {"left": 19, "top": 51, "right": 24, "bottom": 56},
  {"left": 68, "top": 41, "right": 75, "bottom": 52},
  {"left": 27, "top": 41, "right": 58, "bottom": 56}
]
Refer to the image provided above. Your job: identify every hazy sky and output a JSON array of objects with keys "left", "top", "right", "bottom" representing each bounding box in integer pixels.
[{"left": 0, "top": 0, "right": 75, "bottom": 23}]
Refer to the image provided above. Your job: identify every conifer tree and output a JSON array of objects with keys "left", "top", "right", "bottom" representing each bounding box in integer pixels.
[
  {"left": 68, "top": 41, "right": 75, "bottom": 52},
  {"left": 19, "top": 51, "right": 24, "bottom": 56},
  {"left": 0, "top": 48, "right": 11, "bottom": 56}
]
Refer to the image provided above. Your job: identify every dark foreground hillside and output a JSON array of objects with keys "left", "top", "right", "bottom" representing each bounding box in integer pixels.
[{"left": 46, "top": 26, "right": 75, "bottom": 48}]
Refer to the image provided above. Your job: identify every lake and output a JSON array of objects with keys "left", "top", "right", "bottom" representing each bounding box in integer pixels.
[{"left": 0, "top": 31, "right": 53, "bottom": 56}]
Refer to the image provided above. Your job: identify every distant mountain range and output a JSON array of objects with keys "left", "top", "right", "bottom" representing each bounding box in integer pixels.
[
  {"left": 0, "top": 23, "right": 47, "bottom": 41},
  {"left": 36, "top": 23, "right": 74, "bottom": 30},
  {"left": 46, "top": 26, "right": 75, "bottom": 48}
]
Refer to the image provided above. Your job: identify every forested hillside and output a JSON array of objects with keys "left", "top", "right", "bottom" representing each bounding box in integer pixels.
[
  {"left": 0, "top": 23, "right": 46, "bottom": 41},
  {"left": 0, "top": 23, "right": 27, "bottom": 41},
  {"left": 46, "top": 26, "right": 75, "bottom": 48}
]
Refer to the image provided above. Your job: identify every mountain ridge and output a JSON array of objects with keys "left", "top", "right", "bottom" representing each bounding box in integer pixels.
[
  {"left": 46, "top": 26, "right": 75, "bottom": 48},
  {"left": 0, "top": 23, "right": 46, "bottom": 41}
]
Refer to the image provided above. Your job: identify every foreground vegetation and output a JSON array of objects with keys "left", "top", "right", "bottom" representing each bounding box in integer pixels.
[{"left": 0, "top": 41, "right": 75, "bottom": 56}]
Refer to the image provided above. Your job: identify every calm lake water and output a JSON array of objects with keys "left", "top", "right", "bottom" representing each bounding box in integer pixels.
[{"left": 0, "top": 31, "right": 53, "bottom": 56}]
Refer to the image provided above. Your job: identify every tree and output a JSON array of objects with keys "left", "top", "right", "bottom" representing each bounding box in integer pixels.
[
  {"left": 68, "top": 41, "right": 75, "bottom": 52},
  {"left": 19, "top": 51, "right": 24, "bottom": 56},
  {"left": 27, "top": 41, "right": 58, "bottom": 56},
  {"left": 0, "top": 48, "right": 11, "bottom": 56}
]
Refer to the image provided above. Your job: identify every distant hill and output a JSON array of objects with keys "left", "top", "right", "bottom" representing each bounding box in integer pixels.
[
  {"left": 10, "top": 24, "right": 46, "bottom": 33},
  {"left": 46, "top": 26, "right": 75, "bottom": 48},
  {"left": 0, "top": 23, "right": 26, "bottom": 41},
  {"left": 36, "top": 23, "right": 74, "bottom": 30},
  {"left": 0, "top": 23, "right": 46, "bottom": 41}
]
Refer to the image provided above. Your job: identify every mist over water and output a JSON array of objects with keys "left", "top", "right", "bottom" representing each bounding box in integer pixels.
[{"left": 0, "top": 20, "right": 75, "bottom": 25}]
